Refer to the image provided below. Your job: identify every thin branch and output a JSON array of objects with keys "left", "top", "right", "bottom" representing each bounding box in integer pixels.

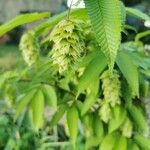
[
  {"left": 18, "top": 79, "right": 76, "bottom": 97},
  {"left": 67, "top": 0, "right": 74, "bottom": 20}
]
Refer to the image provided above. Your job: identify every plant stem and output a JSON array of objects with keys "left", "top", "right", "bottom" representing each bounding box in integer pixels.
[
  {"left": 43, "top": 141, "right": 70, "bottom": 147},
  {"left": 18, "top": 79, "right": 76, "bottom": 97},
  {"left": 67, "top": 0, "right": 74, "bottom": 19}
]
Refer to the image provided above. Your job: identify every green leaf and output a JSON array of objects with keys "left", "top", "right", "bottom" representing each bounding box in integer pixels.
[
  {"left": 67, "top": 105, "right": 79, "bottom": 147},
  {"left": 128, "top": 105, "right": 148, "bottom": 134},
  {"left": 141, "top": 69, "right": 150, "bottom": 77},
  {"left": 134, "top": 135, "right": 150, "bottom": 150},
  {"left": 93, "top": 114, "right": 104, "bottom": 141},
  {"left": 42, "top": 84, "right": 57, "bottom": 110},
  {"left": 31, "top": 90, "right": 45, "bottom": 131},
  {"left": 81, "top": 74, "right": 99, "bottom": 115},
  {"left": 15, "top": 89, "right": 36, "bottom": 120},
  {"left": 35, "top": 8, "right": 88, "bottom": 35},
  {"left": 100, "top": 133, "right": 117, "bottom": 150},
  {"left": 82, "top": 113, "right": 94, "bottom": 137},
  {"left": 126, "top": 7, "right": 150, "bottom": 21},
  {"left": 114, "top": 136, "right": 127, "bottom": 150},
  {"left": 78, "top": 52, "right": 107, "bottom": 95},
  {"left": 128, "top": 142, "right": 140, "bottom": 150},
  {"left": 0, "top": 12, "right": 50, "bottom": 36},
  {"left": 85, "top": 136, "right": 101, "bottom": 150},
  {"left": 79, "top": 50, "right": 100, "bottom": 67},
  {"left": 124, "top": 51, "right": 150, "bottom": 70},
  {"left": 84, "top": 0, "right": 121, "bottom": 71},
  {"left": 140, "top": 80, "right": 149, "bottom": 97},
  {"left": 124, "top": 25, "right": 137, "bottom": 33},
  {"left": 116, "top": 51, "right": 139, "bottom": 97},
  {"left": 81, "top": 97, "right": 94, "bottom": 117},
  {"left": 108, "top": 105, "right": 126, "bottom": 133},
  {"left": 119, "top": 1, "right": 126, "bottom": 28},
  {"left": 81, "top": 76, "right": 99, "bottom": 115},
  {"left": 50, "top": 104, "right": 68, "bottom": 128},
  {"left": 135, "top": 30, "right": 150, "bottom": 43}
]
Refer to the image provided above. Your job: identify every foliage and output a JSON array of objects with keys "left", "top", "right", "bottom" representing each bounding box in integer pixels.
[
  {"left": 0, "top": 0, "right": 150, "bottom": 149},
  {"left": 0, "top": 45, "right": 25, "bottom": 73},
  {"left": 84, "top": 0, "right": 122, "bottom": 72}
]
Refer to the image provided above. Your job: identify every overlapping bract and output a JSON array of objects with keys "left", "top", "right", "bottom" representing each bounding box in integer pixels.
[
  {"left": 50, "top": 19, "right": 86, "bottom": 73},
  {"left": 19, "top": 31, "right": 39, "bottom": 66},
  {"left": 101, "top": 70, "right": 121, "bottom": 106},
  {"left": 99, "top": 70, "right": 121, "bottom": 123}
]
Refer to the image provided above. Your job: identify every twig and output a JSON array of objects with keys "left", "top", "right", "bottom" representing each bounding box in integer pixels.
[
  {"left": 67, "top": 0, "right": 74, "bottom": 20},
  {"left": 18, "top": 79, "right": 76, "bottom": 97}
]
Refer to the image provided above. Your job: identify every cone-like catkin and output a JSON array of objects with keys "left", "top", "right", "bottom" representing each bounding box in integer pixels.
[
  {"left": 19, "top": 31, "right": 39, "bottom": 66},
  {"left": 49, "top": 19, "right": 86, "bottom": 73},
  {"left": 101, "top": 70, "right": 121, "bottom": 107},
  {"left": 99, "top": 102, "right": 111, "bottom": 123}
]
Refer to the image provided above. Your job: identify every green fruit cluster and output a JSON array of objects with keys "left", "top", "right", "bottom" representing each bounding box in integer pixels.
[
  {"left": 49, "top": 19, "right": 86, "bottom": 73},
  {"left": 99, "top": 70, "right": 121, "bottom": 123},
  {"left": 19, "top": 31, "right": 39, "bottom": 66}
]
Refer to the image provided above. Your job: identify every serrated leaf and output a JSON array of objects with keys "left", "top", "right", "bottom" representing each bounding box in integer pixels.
[
  {"left": 84, "top": 0, "right": 121, "bottom": 71},
  {"left": 119, "top": 1, "right": 126, "bottom": 28},
  {"left": 114, "top": 136, "right": 127, "bottom": 150},
  {"left": 100, "top": 133, "right": 117, "bottom": 150},
  {"left": 42, "top": 84, "right": 57, "bottom": 110},
  {"left": 78, "top": 52, "right": 107, "bottom": 95},
  {"left": 15, "top": 89, "right": 36, "bottom": 120},
  {"left": 116, "top": 51, "right": 139, "bottom": 97},
  {"left": 134, "top": 135, "right": 150, "bottom": 150},
  {"left": 128, "top": 105, "right": 148, "bottom": 134},
  {"left": 67, "top": 105, "right": 79, "bottom": 147},
  {"left": 31, "top": 90, "right": 45, "bottom": 131},
  {"left": 50, "top": 104, "right": 68, "bottom": 128},
  {"left": 109, "top": 105, "right": 126, "bottom": 133},
  {"left": 121, "top": 80, "right": 132, "bottom": 107},
  {"left": 126, "top": 7, "right": 150, "bottom": 21},
  {"left": 0, "top": 12, "right": 50, "bottom": 36}
]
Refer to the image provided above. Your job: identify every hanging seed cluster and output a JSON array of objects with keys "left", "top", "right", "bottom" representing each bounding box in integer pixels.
[
  {"left": 99, "top": 70, "right": 121, "bottom": 123},
  {"left": 19, "top": 31, "right": 39, "bottom": 66},
  {"left": 49, "top": 19, "right": 86, "bottom": 73}
]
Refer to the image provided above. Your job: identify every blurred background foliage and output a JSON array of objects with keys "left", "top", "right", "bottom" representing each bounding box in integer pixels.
[{"left": 0, "top": 0, "right": 150, "bottom": 149}]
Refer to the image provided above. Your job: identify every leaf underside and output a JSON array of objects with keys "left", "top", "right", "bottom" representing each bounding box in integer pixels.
[{"left": 84, "top": 0, "right": 121, "bottom": 72}]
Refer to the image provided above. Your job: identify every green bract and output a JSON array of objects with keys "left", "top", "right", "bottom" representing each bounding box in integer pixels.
[
  {"left": 49, "top": 19, "right": 86, "bottom": 74},
  {"left": 0, "top": 0, "right": 150, "bottom": 149},
  {"left": 19, "top": 31, "right": 39, "bottom": 66}
]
